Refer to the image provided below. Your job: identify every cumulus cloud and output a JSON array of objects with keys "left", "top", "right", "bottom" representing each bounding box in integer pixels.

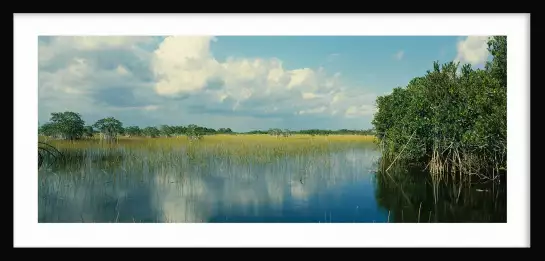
[
  {"left": 38, "top": 36, "right": 378, "bottom": 130},
  {"left": 149, "top": 36, "right": 376, "bottom": 121},
  {"left": 39, "top": 36, "right": 168, "bottom": 124},
  {"left": 454, "top": 36, "right": 491, "bottom": 66}
]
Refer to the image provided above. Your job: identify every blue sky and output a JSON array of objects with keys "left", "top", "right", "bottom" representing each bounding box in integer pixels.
[{"left": 38, "top": 36, "right": 493, "bottom": 132}]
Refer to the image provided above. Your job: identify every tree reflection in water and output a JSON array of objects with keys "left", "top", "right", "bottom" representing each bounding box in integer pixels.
[{"left": 373, "top": 164, "right": 506, "bottom": 223}]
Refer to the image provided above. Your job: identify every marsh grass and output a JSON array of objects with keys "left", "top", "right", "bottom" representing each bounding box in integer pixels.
[
  {"left": 37, "top": 133, "right": 503, "bottom": 223},
  {"left": 38, "top": 135, "right": 379, "bottom": 223},
  {"left": 39, "top": 134, "right": 377, "bottom": 168}
]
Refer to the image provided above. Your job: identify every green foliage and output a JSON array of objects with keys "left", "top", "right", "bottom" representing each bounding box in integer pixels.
[
  {"left": 217, "top": 128, "right": 233, "bottom": 134},
  {"left": 39, "top": 122, "right": 59, "bottom": 137},
  {"left": 93, "top": 117, "right": 123, "bottom": 141},
  {"left": 268, "top": 128, "right": 282, "bottom": 136},
  {"left": 485, "top": 36, "right": 507, "bottom": 88},
  {"left": 249, "top": 128, "right": 375, "bottom": 136},
  {"left": 372, "top": 36, "right": 507, "bottom": 177},
  {"left": 142, "top": 126, "right": 161, "bottom": 138},
  {"left": 83, "top": 126, "right": 95, "bottom": 138},
  {"left": 159, "top": 125, "right": 175, "bottom": 137},
  {"left": 47, "top": 111, "right": 85, "bottom": 140},
  {"left": 186, "top": 124, "right": 204, "bottom": 140},
  {"left": 40, "top": 113, "right": 375, "bottom": 140},
  {"left": 124, "top": 126, "right": 142, "bottom": 137}
]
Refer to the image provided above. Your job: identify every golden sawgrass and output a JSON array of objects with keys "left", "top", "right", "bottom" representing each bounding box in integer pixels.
[{"left": 38, "top": 134, "right": 377, "bottom": 168}]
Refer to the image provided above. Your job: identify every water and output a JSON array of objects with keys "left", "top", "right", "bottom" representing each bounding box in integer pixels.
[{"left": 38, "top": 146, "right": 506, "bottom": 223}]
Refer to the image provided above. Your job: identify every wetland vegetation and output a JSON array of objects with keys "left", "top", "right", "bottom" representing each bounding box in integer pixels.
[{"left": 37, "top": 36, "right": 507, "bottom": 223}]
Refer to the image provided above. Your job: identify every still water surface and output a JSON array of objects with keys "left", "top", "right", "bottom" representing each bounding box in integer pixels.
[{"left": 38, "top": 146, "right": 505, "bottom": 223}]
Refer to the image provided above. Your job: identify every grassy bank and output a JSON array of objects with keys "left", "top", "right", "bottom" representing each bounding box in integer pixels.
[
  {"left": 40, "top": 134, "right": 376, "bottom": 147},
  {"left": 38, "top": 134, "right": 377, "bottom": 170}
]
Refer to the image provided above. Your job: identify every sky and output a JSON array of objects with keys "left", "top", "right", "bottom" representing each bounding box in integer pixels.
[{"left": 38, "top": 35, "right": 493, "bottom": 132}]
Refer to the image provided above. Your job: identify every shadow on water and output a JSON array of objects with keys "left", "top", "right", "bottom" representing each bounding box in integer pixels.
[
  {"left": 373, "top": 165, "right": 507, "bottom": 223},
  {"left": 38, "top": 146, "right": 506, "bottom": 223}
]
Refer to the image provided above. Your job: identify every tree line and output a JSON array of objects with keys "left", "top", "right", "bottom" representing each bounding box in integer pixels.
[
  {"left": 371, "top": 36, "right": 507, "bottom": 181},
  {"left": 38, "top": 113, "right": 236, "bottom": 141},
  {"left": 38, "top": 113, "right": 375, "bottom": 141},
  {"left": 246, "top": 128, "right": 375, "bottom": 136}
]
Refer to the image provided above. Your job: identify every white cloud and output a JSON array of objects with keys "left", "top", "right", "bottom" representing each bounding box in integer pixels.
[
  {"left": 116, "top": 65, "right": 130, "bottom": 76},
  {"left": 454, "top": 36, "right": 491, "bottom": 66},
  {"left": 38, "top": 36, "right": 378, "bottom": 130},
  {"left": 64, "top": 36, "right": 153, "bottom": 50},
  {"left": 302, "top": 92, "right": 318, "bottom": 100},
  {"left": 149, "top": 36, "right": 375, "bottom": 121},
  {"left": 38, "top": 36, "right": 163, "bottom": 124},
  {"left": 344, "top": 104, "right": 377, "bottom": 118},
  {"left": 152, "top": 36, "right": 219, "bottom": 95}
]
